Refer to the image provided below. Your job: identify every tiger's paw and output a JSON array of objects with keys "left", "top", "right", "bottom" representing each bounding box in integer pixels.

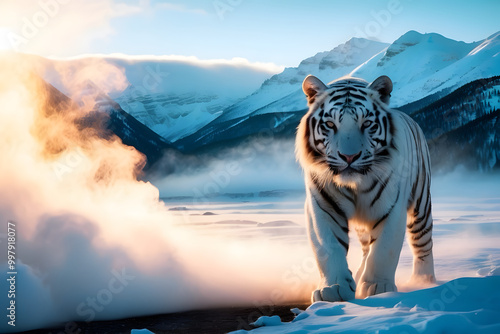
[
  {"left": 410, "top": 273, "right": 435, "bottom": 283},
  {"left": 312, "top": 283, "right": 355, "bottom": 302},
  {"left": 408, "top": 273, "right": 436, "bottom": 287},
  {"left": 356, "top": 280, "right": 397, "bottom": 299}
]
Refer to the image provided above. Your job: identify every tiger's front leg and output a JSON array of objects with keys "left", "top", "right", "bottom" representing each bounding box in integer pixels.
[
  {"left": 356, "top": 202, "right": 407, "bottom": 299},
  {"left": 306, "top": 191, "right": 356, "bottom": 302}
]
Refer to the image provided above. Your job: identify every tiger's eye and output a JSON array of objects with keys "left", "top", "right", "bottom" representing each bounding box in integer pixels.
[
  {"left": 362, "top": 120, "right": 373, "bottom": 128},
  {"left": 326, "top": 121, "right": 335, "bottom": 129}
]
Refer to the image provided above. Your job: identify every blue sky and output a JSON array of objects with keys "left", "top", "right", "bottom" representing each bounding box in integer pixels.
[{"left": 1, "top": 0, "right": 499, "bottom": 67}]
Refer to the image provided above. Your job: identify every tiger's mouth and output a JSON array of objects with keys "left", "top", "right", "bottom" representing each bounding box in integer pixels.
[
  {"left": 328, "top": 164, "right": 358, "bottom": 174},
  {"left": 341, "top": 166, "right": 358, "bottom": 174},
  {"left": 328, "top": 164, "right": 370, "bottom": 175}
]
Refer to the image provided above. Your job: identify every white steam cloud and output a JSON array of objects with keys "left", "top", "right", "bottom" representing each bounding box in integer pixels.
[{"left": 0, "top": 56, "right": 315, "bottom": 333}]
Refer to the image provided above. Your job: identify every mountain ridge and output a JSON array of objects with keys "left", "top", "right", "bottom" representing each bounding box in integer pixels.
[
  {"left": 177, "top": 76, "right": 500, "bottom": 173},
  {"left": 38, "top": 55, "right": 279, "bottom": 143},
  {"left": 177, "top": 30, "right": 500, "bottom": 150},
  {"left": 34, "top": 30, "right": 500, "bottom": 173}
]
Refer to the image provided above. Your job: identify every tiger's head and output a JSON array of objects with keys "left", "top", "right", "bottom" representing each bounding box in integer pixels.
[{"left": 296, "top": 75, "right": 395, "bottom": 189}]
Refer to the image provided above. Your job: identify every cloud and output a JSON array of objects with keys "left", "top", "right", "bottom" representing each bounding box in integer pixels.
[
  {"left": 0, "top": 0, "right": 145, "bottom": 56},
  {"left": 50, "top": 53, "right": 285, "bottom": 74}
]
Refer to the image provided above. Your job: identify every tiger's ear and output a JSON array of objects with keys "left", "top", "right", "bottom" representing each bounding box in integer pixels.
[
  {"left": 369, "top": 75, "right": 393, "bottom": 104},
  {"left": 302, "top": 75, "right": 327, "bottom": 105}
]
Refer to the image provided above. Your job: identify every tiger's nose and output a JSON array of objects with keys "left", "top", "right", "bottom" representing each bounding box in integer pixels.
[{"left": 338, "top": 151, "right": 362, "bottom": 165}]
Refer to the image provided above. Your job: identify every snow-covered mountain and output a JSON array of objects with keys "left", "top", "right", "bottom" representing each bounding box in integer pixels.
[
  {"left": 177, "top": 30, "right": 500, "bottom": 151},
  {"left": 351, "top": 30, "right": 500, "bottom": 106},
  {"left": 40, "top": 55, "right": 281, "bottom": 142},
  {"left": 239, "top": 30, "right": 500, "bottom": 113},
  {"left": 175, "top": 38, "right": 390, "bottom": 149},
  {"left": 34, "top": 29, "right": 500, "bottom": 171},
  {"left": 38, "top": 30, "right": 500, "bottom": 147},
  {"left": 35, "top": 75, "right": 177, "bottom": 171},
  {"left": 208, "top": 38, "right": 390, "bottom": 125}
]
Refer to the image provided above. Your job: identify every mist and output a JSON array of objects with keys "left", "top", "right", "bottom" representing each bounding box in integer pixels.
[
  {"left": 152, "top": 139, "right": 304, "bottom": 199},
  {"left": 151, "top": 123, "right": 500, "bottom": 294},
  {"left": 0, "top": 56, "right": 315, "bottom": 333},
  {"left": 1, "top": 53, "right": 498, "bottom": 333}
]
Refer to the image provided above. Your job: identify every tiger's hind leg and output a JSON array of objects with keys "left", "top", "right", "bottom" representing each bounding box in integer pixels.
[{"left": 406, "top": 197, "right": 436, "bottom": 285}]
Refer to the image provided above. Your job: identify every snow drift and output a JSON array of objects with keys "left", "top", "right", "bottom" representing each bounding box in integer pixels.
[{"left": 233, "top": 276, "right": 500, "bottom": 334}]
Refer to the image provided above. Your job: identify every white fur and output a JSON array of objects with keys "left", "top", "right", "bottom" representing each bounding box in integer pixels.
[{"left": 296, "top": 76, "right": 436, "bottom": 301}]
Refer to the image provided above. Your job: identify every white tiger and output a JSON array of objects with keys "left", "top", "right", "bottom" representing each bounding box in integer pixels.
[{"left": 296, "top": 75, "right": 436, "bottom": 301}]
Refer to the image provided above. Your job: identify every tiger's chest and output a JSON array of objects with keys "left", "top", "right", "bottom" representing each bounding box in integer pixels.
[{"left": 332, "top": 177, "right": 404, "bottom": 227}]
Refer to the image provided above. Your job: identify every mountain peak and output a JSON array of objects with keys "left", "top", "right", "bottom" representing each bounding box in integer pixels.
[
  {"left": 373, "top": 30, "right": 477, "bottom": 73},
  {"left": 394, "top": 30, "right": 424, "bottom": 45},
  {"left": 344, "top": 37, "right": 387, "bottom": 47},
  {"left": 392, "top": 30, "right": 459, "bottom": 47},
  {"left": 296, "top": 38, "right": 389, "bottom": 73}
]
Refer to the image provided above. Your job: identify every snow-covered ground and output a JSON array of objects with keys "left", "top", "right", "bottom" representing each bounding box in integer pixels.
[
  {"left": 2, "top": 161, "right": 500, "bottom": 333},
  {"left": 232, "top": 275, "right": 500, "bottom": 333},
  {"left": 161, "top": 172, "right": 500, "bottom": 334}
]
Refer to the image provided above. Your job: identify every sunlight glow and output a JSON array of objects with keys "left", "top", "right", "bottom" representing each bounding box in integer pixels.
[{"left": 0, "top": 28, "right": 14, "bottom": 51}]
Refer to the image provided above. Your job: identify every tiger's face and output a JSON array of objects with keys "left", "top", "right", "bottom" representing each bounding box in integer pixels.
[{"left": 298, "top": 75, "right": 394, "bottom": 188}]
